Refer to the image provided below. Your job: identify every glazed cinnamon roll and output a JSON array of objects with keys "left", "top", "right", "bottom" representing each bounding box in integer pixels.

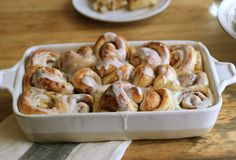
[
  {"left": 23, "top": 66, "right": 74, "bottom": 94},
  {"left": 94, "top": 32, "right": 128, "bottom": 61},
  {"left": 140, "top": 88, "right": 181, "bottom": 111},
  {"left": 96, "top": 56, "right": 124, "bottom": 78},
  {"left": 71, "top": 68, "right": 102, "bottom": 94},
  {"left": 58, "top": 46, "right": 97, "bottom": 76},
  {"left": 178, "top": 71, "right": 209, "bottom": 87},
  {"left": 99, "top": 81, "right": 143, "bottom": 112},
  {"left": 18, "top": 88, "right": 94, "bottom": 114},
  {"left": 170, "top": 45, "right": 202, "bottom": 72},
  {"left": 129, "top": 42, "right": 170, "bottom": 68},
  {"left": 178, "top": 85, "right": 213, "bottom": 109},
  {"left": 26, "top": 49, "right": 60, "bottom": 69},
  {"left": 18, "top": 88, "right": 58, "bottom": 114},
  {"left": 153, "top": 65, "right": 180, "bottom": 91},
  {"left": 102, "top": 63, "right": 134, "bottom": 85},
  {"left": 132, "top": 64, "right": 155, "bottom": 87},
  {"left": 51, "top": 93, "right": 94, "bottom": 113}
]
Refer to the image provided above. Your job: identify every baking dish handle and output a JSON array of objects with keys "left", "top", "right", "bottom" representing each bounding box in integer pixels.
[
  {"left": 212, "top": 57, "right": 236, "bottom": 93},
  {"left": 0, "top": 63, "right": 19, "bottom": 93}
]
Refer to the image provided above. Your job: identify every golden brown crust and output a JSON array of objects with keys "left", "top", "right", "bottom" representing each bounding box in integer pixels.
[
  {"left": 23, "top": 66, "right": 74, "bottom": 94},
  {"left": 178, "top": 85, "right": 213, "bottom": 109},
  {"left": 132, "top": 64, "right": 155, "bottom": 87},
  {"left": 140, "top": 88, "right": 173, "bottom": 111},
  {"left": 58, "top": 47, "right": 97, "bottom": 76},
  {"left": 94, "top": 32, "right": 128, "bottom": 61},
  {"left": 18, "top": 92, "right": 49, "bottom": 115},
  {"left": 153, "top": 65, "right": 180, "bottom": 91},
  {"left": 71, "top": 68, "right": 102, "bottom": 94},
  {"left": 26, "top": 49, "right": 60, "bottom": 69},
  {"left": 170, "top": 45, "right": 202, "bottom": 72},
  {"left": 99, "top": 81, "right": 143, "bottom": 112}
]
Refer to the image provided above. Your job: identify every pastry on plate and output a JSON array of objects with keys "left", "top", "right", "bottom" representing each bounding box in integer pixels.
[
  {"left": 127, "top": 0, "right": 157, "bottom": 11},
  {"left": 92, "top": 0, "right": 127, "bottom": 13}
]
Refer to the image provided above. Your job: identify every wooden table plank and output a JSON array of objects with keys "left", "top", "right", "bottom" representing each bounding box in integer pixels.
[{"left": 0, "top": 0, "right": 236, "bottom": 159}]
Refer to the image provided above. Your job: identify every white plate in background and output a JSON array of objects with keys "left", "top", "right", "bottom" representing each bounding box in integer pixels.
[
  {"left": 72, "top": 0, "right": 171, "bottom": 22},
  {"left": 218, "top": 0, "right": 236, "bottom": 39}
]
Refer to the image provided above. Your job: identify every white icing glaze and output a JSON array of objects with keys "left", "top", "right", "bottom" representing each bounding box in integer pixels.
[
  {"left": 112, "top": 82, "right": 131, "bottom": 111},
  {"left": 103, "top": 32, "right": 126, "bottom": 61},
  {"left": 96, "top": 56, "right": 123, "bottom": 71},
  {"left": 81, "top": 76, "right": 100, "bottom": 90},
  {"left": 140, "top": 47, "right": 161, "bottom": 67},
  {"left": 143, "top": 67, "right": 155, "bottom": 78},
  {"left": 33, "top": 68, "right": 66, "bottom": 84},
  {"left": 32, "top": 51, "right": 56, "bottom": 67}
]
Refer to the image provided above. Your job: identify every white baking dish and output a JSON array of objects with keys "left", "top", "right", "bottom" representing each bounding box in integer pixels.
[{"left": 0, "top": 41, "right": 236, "bottom": 142}]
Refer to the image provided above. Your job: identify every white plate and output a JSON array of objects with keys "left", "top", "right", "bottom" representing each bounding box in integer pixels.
[
  {"left": 72, "top": 0, "right": 171, "bottom": 22},
  {"left": 218, "top": 0, "right": 236, "bottom": 39}
]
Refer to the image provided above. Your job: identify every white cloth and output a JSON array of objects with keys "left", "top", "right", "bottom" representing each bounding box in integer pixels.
[{"left": 0, "top": 115, "right": 131, "bottom": 160}]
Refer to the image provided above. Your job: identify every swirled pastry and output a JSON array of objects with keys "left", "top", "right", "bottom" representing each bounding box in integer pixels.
[
  {"left": 71, "top": 68, "right": 102, "bottom": 94},
  {"left": 94, "top": 32, "right": 128, "bottom": 61},
  {"left": 178, "top": 85, "right": 213, "bottom": 109},
  {"left": 96, "top": 56, "right": 124, "bottom": 78},
  {"left": 129, "top": 42, "right": 170, "bottom": 69},
  {"left": 127, "top": 0, "right": 157, "bottom": 10},
  {"left": 23, "top": 66, "right": 74, "bottom": 94},
  {"left": 170, "top": 45, "right": 202, "bottom": 72},
  {"left": 178, "top": 71, "right": 209, "bottom": 87},
  {"left": 26, "top": 49, "right": 60, "bottom": 69},
  {"left": 99, "top": 81, "right": 143, "bottom": 112},
  {"left": 18, "top": 88, "right": 57, "bottom": 114},
  {"left": 153, "top": 65, "right": 180, "bottom": 91},
  {"left": 102, "top": 62, "right": 134, "bottom": 85},
  {"left": 140, "top": 88, "right": 181, "bottom": 111},
  {"left": 51, "top": 93, "right": 94, "bottom": 113},
  {"left": 132, "top": 64, "right": 155, "bottom": 87},
  {"left": 18, "top": 88, "right": 93, "bottom": 114},
  {"left": 57, "top": 46, "right": 97, "bottom": 76}
]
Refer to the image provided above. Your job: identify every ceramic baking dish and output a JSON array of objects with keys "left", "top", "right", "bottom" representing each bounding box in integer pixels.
[{"left": 0, "top": 41, "right": 236, "bottom": 142}]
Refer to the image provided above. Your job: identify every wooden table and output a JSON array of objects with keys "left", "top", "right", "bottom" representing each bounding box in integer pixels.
[{"left": 0, "top": 0, "right": 236, "bottom": 159}]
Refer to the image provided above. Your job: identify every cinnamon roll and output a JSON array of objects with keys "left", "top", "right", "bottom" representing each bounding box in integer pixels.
[
  {"left": 99, "top": 81, "right": 143, "bottom": 112},
  {"left": 26, "top": 49, "right": 60, "bottom": 69},
  {"left": 71, "top": 68, "right": 102, "bottom": 94},
  {"left": 18, "top": 88, "right": 94, "bottom": 114},
  {"left": 96, "top": 56, "right": 124, "bottom": 78},
  {"left": 23, "top": 66, "right": 74, "bottom": 94},
  {"left": 153, "top": 65, "right": 180, "bottom": 91},
  {"left": 170, "top": 45, "right": 202, "bottom": 72},
  {"left": 132, "top": 64, "right": 155, "bottom": 87},
  {"left": 140, "top": 88, "right": 181, "bottom": 111},
  {"left": 178, "top": 71, "right": 209, "bottom": 87},
  {"left": 178, "top": 85, "right": 213, "bottom": 109},
  {"left": 94, "top": 32, "right": 128, "bottom": 62},
  {"left": 18, "top": 88, "right": 58, "bottom": 114},
  {"left": 51, "top": 93, "right": 94, "bottom": 113},
  {"left": 102, "top": 63, "right": 134, "bottom": 85},
  {"left": 129, "top": 42, "right": 170, "bottom": 68},
  {"left": 57, "top": 46, "right": 97, "bottom": 76}
]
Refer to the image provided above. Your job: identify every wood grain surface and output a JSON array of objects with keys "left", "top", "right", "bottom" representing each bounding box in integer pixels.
[{"left": 0, "top": 0, "right": 236, "bottom": 159}]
